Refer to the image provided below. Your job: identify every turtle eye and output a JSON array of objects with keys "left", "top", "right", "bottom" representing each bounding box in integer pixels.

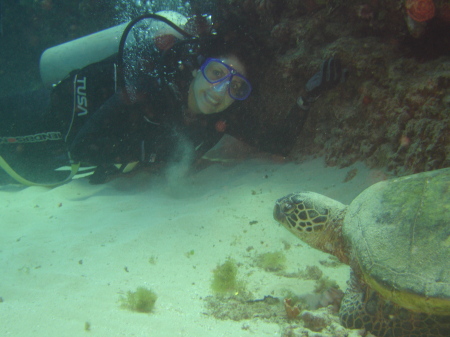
[{"left": 281, "top": 202, "right": 295, "bottom": 214}]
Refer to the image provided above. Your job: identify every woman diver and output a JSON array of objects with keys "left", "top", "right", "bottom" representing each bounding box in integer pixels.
[
  {"left": 0, "top": 13, "right": 260, "bottom": 185},
  {"left": 0, "top": 12, "right": 345, "bottom": 186}
]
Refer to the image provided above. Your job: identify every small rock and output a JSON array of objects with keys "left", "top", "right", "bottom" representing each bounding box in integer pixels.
[{"left": 301, "top": 310, "right": 331, "bottom": 332}]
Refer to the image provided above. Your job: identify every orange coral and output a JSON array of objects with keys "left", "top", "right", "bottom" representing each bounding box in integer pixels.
[
  {"left": 405, "top": 0, "right": 435, "bottom": 22},
  {"left": 284, "top": 298, "right": 300, "bottom": 319}
]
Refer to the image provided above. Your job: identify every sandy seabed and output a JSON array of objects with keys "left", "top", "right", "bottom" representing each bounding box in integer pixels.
[{"left": 0, "top": 153, "right": 386, "bottom": 337}]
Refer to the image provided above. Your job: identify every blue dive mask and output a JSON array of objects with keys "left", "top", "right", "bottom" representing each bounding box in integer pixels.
[{"left": 200, "top": 58, "right": 252, "bottom": 100}]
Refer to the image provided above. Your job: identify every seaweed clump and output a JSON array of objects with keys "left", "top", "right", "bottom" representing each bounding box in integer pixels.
[
  {"left": 211, "top": 259, "right": 244, "bottom": 295},
  {"left": 255, "top": 251, "right": 286, "bottom": 272},
  {"left": 120, "top": 286, "right": 157, "bottom": 313}
]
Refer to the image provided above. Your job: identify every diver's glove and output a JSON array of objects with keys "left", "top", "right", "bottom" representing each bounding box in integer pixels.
[{"left": 297, "top": 57, "right": 348, "bottom": 110}]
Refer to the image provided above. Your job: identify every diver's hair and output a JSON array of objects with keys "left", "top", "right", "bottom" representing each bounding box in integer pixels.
[
  {"left": 161, "top": 15, "right": 270, "bottom": 96},
  {"left": 198, "top": 31, "right": 268, "bottom": 87}
]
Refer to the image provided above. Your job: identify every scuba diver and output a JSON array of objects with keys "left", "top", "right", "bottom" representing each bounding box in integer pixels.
[{"left": 0, "top": 11, "right": 346, "bottom": 186}]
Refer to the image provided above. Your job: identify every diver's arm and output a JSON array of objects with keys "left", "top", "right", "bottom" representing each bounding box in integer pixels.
[
  {"left": 69, "top": 92, "right": 140, "bottom": 165},
  {"left": 297, "top": 57, "right": 348, "bottom": 110},
  {"left": 265, "top": 57, "right": 348, "bottom": 154},
  {"left": 224, "top": 57, "right": 348, "bottom": 157}
]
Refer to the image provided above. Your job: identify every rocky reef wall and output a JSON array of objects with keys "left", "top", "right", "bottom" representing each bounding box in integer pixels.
[{"left": 222, "top": 0, "right": 450, "bottom": 175}]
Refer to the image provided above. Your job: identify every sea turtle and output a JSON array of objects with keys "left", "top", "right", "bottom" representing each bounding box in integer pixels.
[{"left": 273, "top": 168, "right": 450, "bottom": 337}]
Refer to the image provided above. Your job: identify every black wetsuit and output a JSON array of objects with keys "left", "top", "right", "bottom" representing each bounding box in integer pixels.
[
  {"left": 0, "top": 46, "right": 227, "bottom": 184},
  {"left": 0, "top": 29, "right": 314, "bottom": 185}
]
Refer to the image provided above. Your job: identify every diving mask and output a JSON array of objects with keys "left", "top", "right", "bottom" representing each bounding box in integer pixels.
[{"left": 200, "top": 58, "right": 252, "bottom": 100}]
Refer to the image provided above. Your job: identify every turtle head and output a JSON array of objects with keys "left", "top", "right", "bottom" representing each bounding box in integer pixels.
[{"left": 273, "top": 192, "right": 349, "bottom": 263}]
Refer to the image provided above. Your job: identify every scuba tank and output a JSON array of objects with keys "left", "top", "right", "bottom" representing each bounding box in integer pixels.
[{"left": 39, "top": 10, "right": 188, "bottom": 88}]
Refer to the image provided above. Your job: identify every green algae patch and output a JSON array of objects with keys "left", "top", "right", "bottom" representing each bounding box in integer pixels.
[
  {"left": 255, "top": 251, "right": 286, "bottom": 272},
  {"left": 211, "top": 259, "right": 245, "bottom": 295},
  {"left": 120, "top": 286, "right": 157, "bottom": 313}
]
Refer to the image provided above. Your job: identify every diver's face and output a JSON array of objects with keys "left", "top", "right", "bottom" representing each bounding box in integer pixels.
[{"left": 188, "top": 56, "right": 246, "bottom": 115}]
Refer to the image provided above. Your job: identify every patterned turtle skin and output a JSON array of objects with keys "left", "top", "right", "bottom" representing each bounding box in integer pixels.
[{"left": 273, "top": 168, "right": 450, "bottom": 337}]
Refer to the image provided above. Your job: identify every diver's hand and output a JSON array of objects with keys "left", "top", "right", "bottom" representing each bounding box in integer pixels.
[
  {"left": 297, "top": 57, "right": 348, "bottom": 110},
  {"left": 306, "top": 57, "right": 348, "bottom": 97}
]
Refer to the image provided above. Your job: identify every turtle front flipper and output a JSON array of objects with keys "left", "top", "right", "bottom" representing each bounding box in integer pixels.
[{"left": 340, "top": 272, "right": 450, "bottom": 337}]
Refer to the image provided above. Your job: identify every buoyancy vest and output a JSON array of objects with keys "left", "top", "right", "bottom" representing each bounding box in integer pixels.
[{"left": 50, "top": 55, "right": 120, "bottom": 146}]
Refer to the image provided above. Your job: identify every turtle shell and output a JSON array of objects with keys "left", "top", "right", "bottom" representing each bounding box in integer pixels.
[{"left": 343, "top": 168, "right": 450, "bottom": 315}]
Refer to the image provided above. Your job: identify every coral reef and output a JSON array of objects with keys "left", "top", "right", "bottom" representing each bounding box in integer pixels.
[
  {"left": 284, "top": 265, "right": 344, "bottom": 313},
  {"left": 405, "top": 0, "right": 435, "bottom": 22},
  {"left": 205, "top": 294, "right": 358, "bottom": 336},
  {"left": 282, "top": 307, "right": 356, "bottom": 337},
  {"left": 313, "top": 276, "right": 344, "bottom": 313},
  {"left": 220, "top": 0, "right": 450, "bottom": 175},
  {"left": 301, "top": 309, "right": 332, "bottom": 331},
  {"left": 284, "top": 298, "right": 301, "bottom": 319}
]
